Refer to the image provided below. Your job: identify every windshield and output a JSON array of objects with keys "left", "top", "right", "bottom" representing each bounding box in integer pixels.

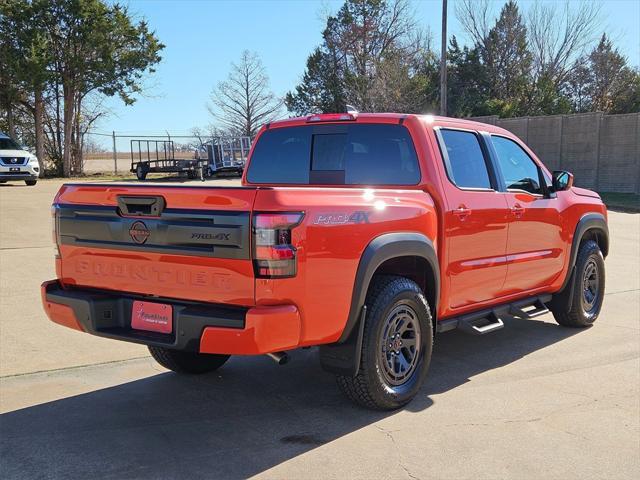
[
  {"left": 246, "top": 124, "right": 420, "bottom": 185},
  {"left": 0, "top": 137, "right": 22, "bottom": 150}
]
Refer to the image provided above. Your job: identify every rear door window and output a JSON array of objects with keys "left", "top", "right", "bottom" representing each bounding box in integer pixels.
[
  {"left": 246, "top": 124, "right": 420, "bottom": 185},
  {"left": 438, "top": 129, "right": 492, "bottom": 189}
]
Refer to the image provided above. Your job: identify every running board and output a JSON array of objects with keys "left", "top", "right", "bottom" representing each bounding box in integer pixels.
[
  {"left": 458, "top": 311, "right": 504, "bottom": 335},
  {"left": 509, "top": 298, "right": 549, "bottom": 319},
  {"left": 436, "top": 295, "right": 552, "bottom": 335}
]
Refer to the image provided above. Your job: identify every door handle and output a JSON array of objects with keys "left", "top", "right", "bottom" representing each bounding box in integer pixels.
[
  {"left": 511, "top": 204, "right": 524, "bottom": 218},
  {"left": 453, "top": 205, "right": 471, "bottom": 220}
]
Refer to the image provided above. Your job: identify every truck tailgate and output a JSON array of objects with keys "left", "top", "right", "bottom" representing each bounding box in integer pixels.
[{"left": 54, "top": 184, "right": 257, "bottom": 306}]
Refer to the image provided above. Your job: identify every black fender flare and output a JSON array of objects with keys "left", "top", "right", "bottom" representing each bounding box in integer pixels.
[
  {"left": 319, "top": 232, "right": 439, "bottom": 376},
  {"left": 551, "top": 212, "right": 609, "bottom": 312}
]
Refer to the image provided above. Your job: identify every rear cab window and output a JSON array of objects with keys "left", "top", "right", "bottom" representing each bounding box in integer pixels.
[{"left": 246, "top": 124, "right": 420, "bottom": 185}]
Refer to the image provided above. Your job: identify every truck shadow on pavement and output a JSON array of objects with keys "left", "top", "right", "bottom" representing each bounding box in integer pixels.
[{"left": 1, "top": 317, "right": 580, "bottom": 479}]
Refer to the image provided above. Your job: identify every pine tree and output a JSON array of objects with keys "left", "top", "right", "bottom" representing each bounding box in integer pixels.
[{"left": 480, "top": 0, "right": 533, "bottom": 116}]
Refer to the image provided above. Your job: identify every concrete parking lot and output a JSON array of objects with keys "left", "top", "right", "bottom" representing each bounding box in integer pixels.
[{"left": 1, "top": 178, "right": 639, "bottom": 479}]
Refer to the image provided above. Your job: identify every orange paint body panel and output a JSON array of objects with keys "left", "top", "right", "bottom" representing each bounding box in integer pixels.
[
  {"left": 58, "top": 244, "right": 255, "bottom": 306},
  {"left": 54, "top": 185, "right": 257, "bottom": 307},
  {"left": 200, "top": 305, "right": 300, "bottom": 354},
  {"left": 252, "top": 187, "right": 437, "bottom": 345},
  {"left": 41, "top": 281, "right": 83, "bottom": 332}
]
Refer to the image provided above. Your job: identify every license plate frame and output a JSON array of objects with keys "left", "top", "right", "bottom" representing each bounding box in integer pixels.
[
  {"left": 9, "top": 167, "right": 20, "bottom": 172},
  {"left": 131, "top": 300, "right": 173, "bottom": 334}
]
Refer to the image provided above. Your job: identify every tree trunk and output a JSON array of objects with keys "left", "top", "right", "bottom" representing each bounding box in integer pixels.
[
  {"left": 6, "top": 103, "right": 16, "bottom": 139},
  {"left": 54, "top": 83, "right": 63, "bottom": 163},
  {"left": 73, "top": 92, "right": 83, "bottom": 174},
  {"left": 34, "top": 86, "right": 45, "bottom": 177},
  {"left": 62, "top": 84, "right": 74, "bottom": 177}
]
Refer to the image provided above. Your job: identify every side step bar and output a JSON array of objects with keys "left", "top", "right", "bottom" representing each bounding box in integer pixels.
[
  {"left": 436, "top": 294, "right": 552, "bottom": 335},
  {"left": 509, "top": 298, "right": 550, "bottom": 319},
  {"left": 458, "top": 312, "right": 504, "bottom": 335}
]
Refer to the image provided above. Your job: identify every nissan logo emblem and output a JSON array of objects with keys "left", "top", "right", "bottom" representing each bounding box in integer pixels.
[{"left": 129, "top": 221, "right": 150, "bottom": 244}]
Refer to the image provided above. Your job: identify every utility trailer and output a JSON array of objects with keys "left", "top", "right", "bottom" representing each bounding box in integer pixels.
[
  {"left": 130, "top": 140, "right": 206, "bottom": 181},
  {"left": 197, "top": 136, "right": 251, "bottom": 177}
]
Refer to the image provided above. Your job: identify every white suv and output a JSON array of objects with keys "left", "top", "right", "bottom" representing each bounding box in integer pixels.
[{"left": 0, "top": 132, "right": 40, "bottom": 186}]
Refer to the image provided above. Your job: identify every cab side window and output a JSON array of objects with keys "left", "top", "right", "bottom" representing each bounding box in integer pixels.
[
  {"left": 439, "top": 129, "right": 492, "bottom": 189},
  {"left": 492, "top": 136, "right": 543, "bottom": 195}
]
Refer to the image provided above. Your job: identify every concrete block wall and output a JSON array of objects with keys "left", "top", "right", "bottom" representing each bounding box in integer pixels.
[
  {"left": 525, "top": 115, "right": 563, "bottom": 172},
  {"left": 469, "top": 112, "right": 640, "bottom": 193},
  {"left": 598, "top": 113, "right": 639, "bottom": 193}
]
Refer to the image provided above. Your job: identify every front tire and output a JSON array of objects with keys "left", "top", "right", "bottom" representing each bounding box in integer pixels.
[
  {"left": 336, "top": 275, "right": 433, "bottom": 410},
  {"left": 551, "top": 240, "right": 605, "bottom": 328},
  {"left": 148, "top": 346, "right": 230, "bottom": 374},
  {"left": 25, "top": 179, "right": 37, "bottom": 186}
]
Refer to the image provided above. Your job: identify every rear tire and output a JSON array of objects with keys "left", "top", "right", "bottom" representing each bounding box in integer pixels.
[
  {"left": 25, "top": 180, "right": 37, "bottom": 186},
  {"left": 148, "top": 346, "right": 230, "bottom": 374},
  {"left": 336, "top": 275, "right": 433, "bottom": 410},
  {"left": 551, "top": 240, "right": 605, "bottom": 328}
]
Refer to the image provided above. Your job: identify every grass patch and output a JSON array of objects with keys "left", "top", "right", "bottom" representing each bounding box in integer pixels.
[{"left": 599, "top": 192, "right": 640, "bottom": 212}]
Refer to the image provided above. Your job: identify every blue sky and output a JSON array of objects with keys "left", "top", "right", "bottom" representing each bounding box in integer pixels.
[{"left": 98, "top": 0, "right": 640, "bottom": 143}]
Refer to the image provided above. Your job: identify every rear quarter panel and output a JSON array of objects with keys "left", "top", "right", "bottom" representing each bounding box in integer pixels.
[{"left": 253, "top": 187, "right": 437, "bottom": 345}]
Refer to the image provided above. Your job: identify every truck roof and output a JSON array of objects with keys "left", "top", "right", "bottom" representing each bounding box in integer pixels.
[{"left": 268, "top": 113, "right": 514, "bottom": 137}]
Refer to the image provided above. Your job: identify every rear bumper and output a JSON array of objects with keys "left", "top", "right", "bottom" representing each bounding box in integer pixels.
[{"left": 41, "top": 280, "right": 301, "bottom": 355}]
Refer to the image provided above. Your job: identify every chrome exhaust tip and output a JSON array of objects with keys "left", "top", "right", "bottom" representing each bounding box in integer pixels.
[{"left": 267, "top": 351, "right": 289, "bottom": 365}]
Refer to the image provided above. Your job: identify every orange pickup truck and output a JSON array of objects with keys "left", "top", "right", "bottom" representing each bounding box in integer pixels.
[{"left": 42, "top": 113, "right": 608, "bottom": 409}]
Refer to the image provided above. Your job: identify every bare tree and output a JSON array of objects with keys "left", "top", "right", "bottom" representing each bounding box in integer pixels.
[
  {"left": 209, "top": 51, "right": 282, "bottom": 138},
  {"left": 528, "top": 0, "right": 601, "bottom": 85},
  {"left": 455, "top": 0, "right": 492, "bottom": 51}
]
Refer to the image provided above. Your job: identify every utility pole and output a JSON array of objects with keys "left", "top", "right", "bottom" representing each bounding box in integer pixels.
[
  {"left": 440, "top": 0, "right": 448, "bottom": 116},
  {"left": 112, "top": 131, "right": 118, "bottom": 174}
]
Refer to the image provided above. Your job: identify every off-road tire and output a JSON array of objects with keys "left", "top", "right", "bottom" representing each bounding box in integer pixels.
[
  {"left": 552, "top": 240, "right": 605, "bottom": 328},
  {"left": 25, "top": 180, "right": 37, "bottom": 186},
  {"left": 148, "top": 346, "right": 230, "bottom": 374},
  {"left": 336, "top": 275, "right": 433, "bottom": 410}
]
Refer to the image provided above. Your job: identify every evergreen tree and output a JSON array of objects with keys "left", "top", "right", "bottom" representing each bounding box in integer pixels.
[
  {"left": 446, "top": 36, "right": 489, "bottom": 117},
  {"left": 588, "top": 34, "right": 639, "bottom": 113},
  {"left": 285, "top": 47, "right": 345, "bottom": 116},
  {"left": 0, "top": 0, "right": 164, "bottom": 176},
  {"left": 480, "top": 0, "right": 533, "bottom": 116}
]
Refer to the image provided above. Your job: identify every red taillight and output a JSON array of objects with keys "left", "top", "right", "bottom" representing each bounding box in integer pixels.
[
  {"left": 253, "top": 212, "right": 303, "bottom": 278},
  {"left": 306, "top": 113, "right": 356, "bottom": 123},
  {"left": 51, "top": 204, "right": 60, "bottom": 258}
]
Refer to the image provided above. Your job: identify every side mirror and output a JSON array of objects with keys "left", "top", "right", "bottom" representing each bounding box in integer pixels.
[{"left": 552, "top": 170, "right": 573, "bottom": 192}]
